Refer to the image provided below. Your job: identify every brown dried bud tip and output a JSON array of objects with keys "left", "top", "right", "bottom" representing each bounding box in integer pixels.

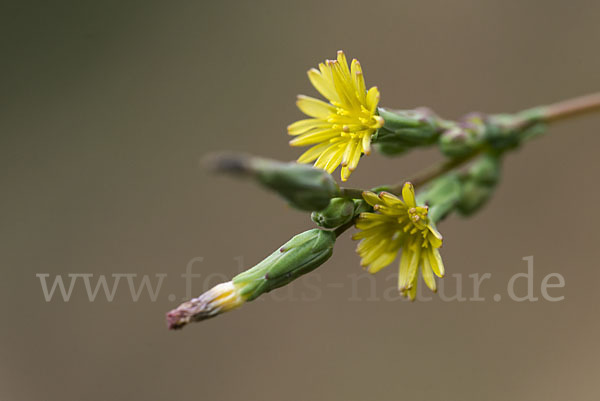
[{"left": 166, "top": 282, "right": 245, "bottom": 330}]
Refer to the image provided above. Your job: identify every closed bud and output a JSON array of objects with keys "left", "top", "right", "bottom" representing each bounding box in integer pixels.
[
  {"left": 233, "top": 229, "right": 336, "bottom": 301},
  {"left": 487, "top": 114, "right": 546, "bottom": 151},
  {"left": 417, "top": 173, "right": 463, "bottom": 222},
  {"left": 456, "top": 180, "right": 496, "bottom": 216},
  {"left": 439, "top": 113, "right": 487, "bottom": 157},
  {"left": 468, "top": 153, "right": 501, "bottom": 186},
  {"left": 372, "top": 107, "right": 442, "bottom": 155},
  {"left": 167, "top": 229, "right": 335, "bottom": 329},
  {"left": 456, "top": 153, "right": 503, "bottom": 216},
  {"left": 207, "top": 153, "right": 339, "bottom": 211},
  {"left": 311, "top": 198, "right": 355, "bottom": 228}
]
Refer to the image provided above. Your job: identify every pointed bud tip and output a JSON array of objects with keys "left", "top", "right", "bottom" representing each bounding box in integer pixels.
[
  {"left": 203, "top": 152, "right": 251, "bottom": 175},
  {"left": 166, "top": 309, "right": 189, "bottom": 330}
]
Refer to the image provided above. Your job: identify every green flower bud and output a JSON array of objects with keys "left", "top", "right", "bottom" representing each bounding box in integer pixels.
[
  {"left": 456, "top": 180, "right": 495, "bottom": 216},
  {"left": 438, "top": 113, "right": 486, "bottom": 157},
  {"left": 352, "top": 198, "right": 372, "bottom": 215},
  {"left": 468, "top": 153, "right": 501, "bottom": 185},
  {"left": 486, "top": 114, "right": 546, "bottom": 151},
  {"left": 372, "top": 141, "right": 410, "bottom": 156},
  {"left": 417, "top": 173, "right": 463, "bottom": 222},
  {"left": 208, "top": 153, "right": 339, "bottom": 211},
  {"left": 232, "top": 229, "right": 336, "bottom": 301},
  {"left": 167, "top": 229, "right": 335, "bottom": 329},
  {"left": 372, "top": 107, "right": 442, "bottom": 155},
  {"left": 311, "top": 197, "right": 355, "bottom": 228},
  {"left": 251, "top": 159, "right": 339, "bottom": 211},
  {"left": 456, "top": 154, "right": 503, "bottom": 216}
]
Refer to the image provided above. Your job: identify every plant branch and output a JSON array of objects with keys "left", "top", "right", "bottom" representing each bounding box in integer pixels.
[
  {"left": 513, "top": 92, "right": 600, "bottom": 130},
  {"left": 540, "top": 92, "right": 600, "bottom": 123}
]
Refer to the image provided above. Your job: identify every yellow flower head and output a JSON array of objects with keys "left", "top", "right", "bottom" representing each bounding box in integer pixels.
[
  {"left": 288, "top": 50, "right": 384, "bottom": 181},
  {"left": 353, "top": 183, "right": 445, "bottom": 300}
]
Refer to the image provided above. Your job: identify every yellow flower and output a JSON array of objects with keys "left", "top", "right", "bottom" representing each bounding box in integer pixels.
[
  {"left": 353, "top": 183, "right": 445, "bottom": 300},
  {"left": 288, "top": 50, "right": 384, "bottom": 181}
]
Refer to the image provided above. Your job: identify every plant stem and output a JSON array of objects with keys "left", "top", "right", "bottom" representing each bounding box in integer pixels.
[
  {"left": 389, "top": 149, "right": 484, "bottom": 193},
  {"left": 539, "top": 92, "right": 600, "bottom": 123},
  {"left": 338, "top": 148, "right": 484, "bottom": 201},
  {"left": 513, "top": 92, "right": 600, "bottom": 130}
]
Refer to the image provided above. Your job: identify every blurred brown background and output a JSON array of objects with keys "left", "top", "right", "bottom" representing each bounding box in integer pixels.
[{"left": 2, "top": 1, "right": 599, "bottom": 400}]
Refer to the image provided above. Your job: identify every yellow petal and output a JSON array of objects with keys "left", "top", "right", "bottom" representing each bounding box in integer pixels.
[
  {"left": 330, "top": 60, "right": 357, "bottom": 109},
  {"left": 336, "top": 50, "right": 351, "bottom": 79},
  {"left": 289, "top": 129, "right": 340, "bottom": 146},
  {"left": 362, "top": 132, "right": 372, "bottom": 155},
  {"left": 340, "top": 165, "right": 351, "bottom": 181},
  {"left": 378, "top": 192, "right": 405, "bottom": 208},
  {"left": 351, "top": 59, "right": 366, "bottom": 103},
  {"left": 402, "top": 182, "right": 416, "bottom": 208},
  {"left": 314, "top": 142, "right": 344, "bottom": 173},
  {"left": 421, "top": 257, "right": 437, "bottom": 292},
  {"left": 427, "top": 225, "right": 443, "bottom": 248},
  {"left": 362, "top": 191, "right": 381, "bottom": 207},
  {"left": 341, "top": 138, "right": 356, "bottom": 166},
  {"left": 368, "top": 251, "right": 397, "bottom": 274},
  {"left": 296, "top": 95, "right": 335, "bottom": 118},
  {"left": 366, "top": 86, "right": 380, "bottom": 114},
  {"left": 288, "top": 118, "right": 331, "bottom": 136},
  {"left": 360, "top": 238, "right": 390, "bottom": 266},
  {"left": 347, "top": 140, "right": 363, "bottom": 171},
  {"left": 428, "top": 248, "right": 445, "bottom": 278},
  {"left": 406, "top": 246, "right": 421, "bottom": 288},
  {"left": 323, "top": 147, "right": 344, "bottom": 173},
  {"left": 297, "top": 141, "right": 332, "bottom": 164},
  {"left": 406, "top": 280, "right": 417, "bottom": 301},
  {"left": 307, "top": 68, "right": 339, "bottom": 103},
  {"left": 398, "top": 249, "right": 412, "bottom": 290}
]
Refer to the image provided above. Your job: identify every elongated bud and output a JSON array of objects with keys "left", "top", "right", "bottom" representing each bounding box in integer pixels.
[
  {"left": 207, "top": 153, "right": 339, "bottom": 211},
  {"left": 439, "top": 113, "right": 487, "bottom": 157},
  {"left": 233, "top": 229, "right": 335, "bottom": 301},
  {"left": 372, "top": 107, "right": 442, "bottom": 155},
  {"left": 167, "top": 229, "right": 335, "bottom": 329}
]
